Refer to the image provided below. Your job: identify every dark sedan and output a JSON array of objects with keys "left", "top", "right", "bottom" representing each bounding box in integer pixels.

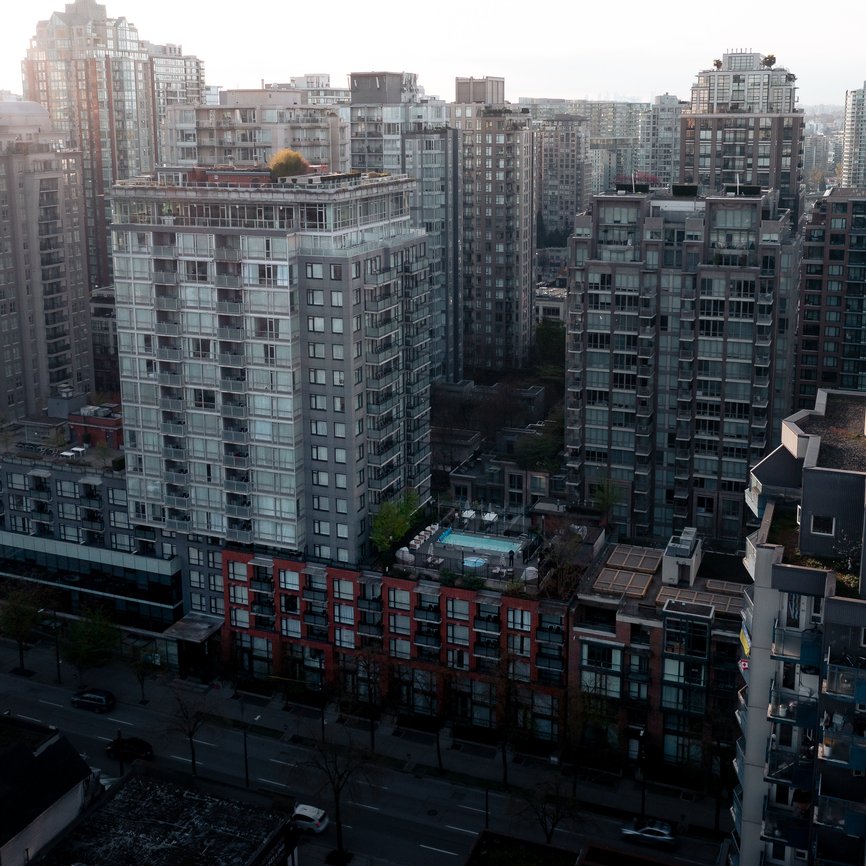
[{"left": 105, "top": 736, "right": 154, "bottom": 761}]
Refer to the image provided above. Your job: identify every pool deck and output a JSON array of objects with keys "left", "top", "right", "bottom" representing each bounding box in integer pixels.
[{"left": 397, "top": 514, "right": 539, "bottom": 588}]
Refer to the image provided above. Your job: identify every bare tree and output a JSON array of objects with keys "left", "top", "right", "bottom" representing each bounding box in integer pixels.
[
  {"left": 168, "top": 682, "right": 214, "bottom": 776},
  {"left": 303, "top": 734, "right": 372, "bottom": 865},
  {"left": 519, "top": 777, "right": 581, "bottom": 844}
]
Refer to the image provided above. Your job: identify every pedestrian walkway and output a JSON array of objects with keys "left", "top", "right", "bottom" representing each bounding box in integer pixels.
[{"left": 0, "top": 635, "right": 730, "bottom": 863}]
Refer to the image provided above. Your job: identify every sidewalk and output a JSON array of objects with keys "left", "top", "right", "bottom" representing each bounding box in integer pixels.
[{"left": 0, "top": 635, "right": 731, "bottom": 858}]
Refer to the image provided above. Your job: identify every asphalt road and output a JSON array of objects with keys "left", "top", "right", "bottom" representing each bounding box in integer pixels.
[{"left": 1, "top": 673, "right": 722, "bottom": 866}]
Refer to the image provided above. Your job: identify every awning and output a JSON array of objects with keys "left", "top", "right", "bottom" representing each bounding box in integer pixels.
[
  {"left": 162, "top": 612, "right": 223, "bottom": 644},
  {"left": 79, "top": 475, "right": 104, "bottom": 486},
  {"left": 27, "top": 468, "right": 52, "bottom": 478}
]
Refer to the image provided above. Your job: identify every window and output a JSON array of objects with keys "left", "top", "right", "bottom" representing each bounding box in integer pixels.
[
  {"left": 811, "top": 514, "right": 834, "bottom": 536},
  {"left": 333, "top": 578, "right": 353, "bottom": 600},
  {"left": 333, "top": 396, "right": 345, "bottom": 412},
  {"left": 389, "top": 588, "right": 410, "bottom": 610},
  {"left": 307, "top": 316, "right": 325, "bottom": 332},
  {"left": 507, "top": 608, "right": 531, "bottom": 631},
  {"left": 313, "top": 520, "right": 330, "bottom": 535},
  {"left": 312, "top": 470, "right": 329, "bottom": 486},
  {"left": 331, "top": 289, "right": 343, "bottom": 305},
  {"left": 447, "top": 598, "right": 469, "bottom": 620},
  {"left": 309, "top": 368, "right": 326, "bottom": 384},
  {"left": 311, "top": 420, "right": 328, "bottom": 436},
  {"left": 333, "top": 370, "right": 345, "bottom": 386},
  {"left": 307, "top": 289, "right": 324, "bottom": 305},
  {"left": 329, "top": 265, "right": 343, "bottom": 281},
  {"left": 335, "top": 448, "right": 347, "bottom": 464},
  {"left": 311, "top": 446, "right": 328, "bottom": 461},
  {"left": 308, "top": 342, "right": 325, "bottom": 359},
  {"left": 312, "top": 495, "right": 329, "bottom": 511},
  {"left": 332, "top": 344, "right": 345, "bottom": 361},
  {"left": 305, "top": 262, "right": 323, "bottom": 279},
  {"left": 335, "top": 604, "right": 354, "bottom": 625},
  {"left": 447, "top": 623, "right": 469, "bottom": 645},
  {"left": 310, "top": 394, "right": 327, "bottom": 411},
  {"left": 331, "top": 318, "right": 344, "bottom": 334}
]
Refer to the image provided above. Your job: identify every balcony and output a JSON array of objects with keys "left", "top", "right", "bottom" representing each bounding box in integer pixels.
[
  {"left": 761, "top": 801, "right": 810, "bottom": 849},
  {"left": 731, "top": 785, "right": 743, "bottom": 837},
  {"left": 358, "top": 597, "right": 383, "bottom": 612},
  {"left": 303, "top": 587, "right": 328, "bottom": 603},
  {"left": 225, "top": 528, "right": 252, "bottom": 543},
  {"left": 414, "top": 605, "right": 441, "bottom": 623},
  {"left": 823, "top": 658, "right": 866, "bottom": 703},
  {"left": 765, "top": 746, "right": 815, "bottom": 788},
  {"left": 772, "top": 621, "right": 822, "bottom": 666},
  {"left": 815, "top": 795, "right": 866, "bottom": 836},
  {"left": 536, "top": 653, "right": 564, "bottom": 672},
  {"left": 733, "top": 736, "right": 745, "bottom": 782},
  {"left": 767, "top": 687, "right": 819, "bottom": 728},
  {"left": 535, "top": 626, "right": 564, "bottom": 645},
  {"left": 415, "top": 630, "right": 441, "bottom": 649},
  {"left": 473, "top": 616, "right": 501, "bottom": 635},
  {"left": 304, "top": 611, "right": 328, "bottom": 628},
  {"left": 474, "top": 639, "right": 500, "bottom": 660},
  {"left": 821, "top": 725, "right": 866, "bottom": 770}
]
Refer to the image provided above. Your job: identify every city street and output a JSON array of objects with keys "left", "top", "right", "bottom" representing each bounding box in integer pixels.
[{"left": 1, "top": 644, "right": 725, "bottom": 866}]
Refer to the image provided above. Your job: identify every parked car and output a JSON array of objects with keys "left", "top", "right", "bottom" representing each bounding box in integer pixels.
[
  {"left": 106, "top": 736, "right": 154, "bottom": 761},
  {"left": 71, "top": 688, "right": 116, "bottom": 713},
  {"left": 620, "top": 819, "right": 676, "bottom": 848},
  {"left": 291, "top": 804, "right": 329, "bottom": 833}
]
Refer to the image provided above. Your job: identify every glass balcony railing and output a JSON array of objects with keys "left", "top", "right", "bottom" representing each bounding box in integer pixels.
[{"left": 815, "top": 795, "right": 866, "bottom": 837}]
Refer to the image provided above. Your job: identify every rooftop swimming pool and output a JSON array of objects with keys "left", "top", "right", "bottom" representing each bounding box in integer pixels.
[{"left": 438, "top": 528, "right": 522, "bottom": 556}]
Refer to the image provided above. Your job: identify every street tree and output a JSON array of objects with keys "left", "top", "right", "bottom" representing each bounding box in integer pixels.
[
  {"left": 0, "top": 585, "right": 42, "bottom": 673},
  {"left": 519, "top": 777, "right": 581, "bottom": 844},
  {"left": 268, "top": 148, "right": 310, "bottom": 179},
  {"left": 168, "top": 682, "right": 214, "bottom": 777},
  {"left": 62, "top": 608, "right": 120, "bottom": 683},
  {"left": 304, "top": 734, "right": 371, "bottom": 865}
]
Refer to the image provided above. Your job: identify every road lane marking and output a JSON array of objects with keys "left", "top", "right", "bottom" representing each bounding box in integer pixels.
[
  {"left": 97, "top": 735, "right": 112, "bottom": 742},
  {"left": 348, "top": 801, "right": 380, "bottom": 811},
  {"left": 108, "top": 717, "right": 133, "bottom": 726},
  {"left": 38, "top": 699, "right": 63, "bottom": 708},
  {"left": 420, "top": 844, "right": 457, "bottom": 856},
  {"left": 169, "top": 755, "right": 202, "bottom": 765},
  {"left": 193, "top": 739, "right": 216, "bottom": 746},
  {"left": 458, "top": 805, "right": 485, "bottom": 813},
  {"left": 16, "top": 714, "right": 42, "bottom": 723},
  {"left": 269, "top": 758, "right": 297, "bottom": 766},
  {"left": 257, "top": 778, "right": 290, "bottom": 788},
  {"left": 445, "top": 825, "right": 477, "bottom": 836}
]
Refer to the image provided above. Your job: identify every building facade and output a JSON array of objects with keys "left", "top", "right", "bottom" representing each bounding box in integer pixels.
[
  {"left": 680, "top": 51, "right": 804, "bottom": 222},
  {"left": 450, "top": 99, "right": 535, "bottom": 375},
  {"left": 0, "top": 101, "right": 92, "bottom": 417},
  {"left": 842, "top": 83, "right": 866, "bottom": 187},
  {"left": 795, "top": 189, "right": 866, "bottom": 408},
  {"left": 23, "top": 0, "right": 204, "bottom": 287},
  {"left": 349, "top": 72, "right": 461, "bottom": 382},
  {"left": 537, "top": 115, "right": 590, "bottom": 242},
  {"left": 566, "top": 187, "right": 799, "bottom": 546},
  {"left": 164, "top": 90, "right": 350, "bottom": 171},
  {"left": 735, "top": 389, "right": 866, "bottom": 866},
  {"left": 111, "top": 168, "right": 431, "bottom": 569}
]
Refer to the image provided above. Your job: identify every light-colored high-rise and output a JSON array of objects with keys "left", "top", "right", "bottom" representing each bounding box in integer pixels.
[
  {"left": 23, "top": 0, "right": 204, "bottom": 287},
  {"left": 0, "top": 101, "right": 92, "bottom": 416},
  {"left": 842, "top": 82, "right": 866, "bottom": 187},
  {"left": 112, "top": 168, "right": 430, "bottom": 566},
  {"left": 164, "top": 90, "right": 350, "bottom": 171},
  {"left": 350, "top": 72, "right": 461, "bottom": 381}
]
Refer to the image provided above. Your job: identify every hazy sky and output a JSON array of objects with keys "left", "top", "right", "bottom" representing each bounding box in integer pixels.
[{"left": 1, "top": 0, "right": 862, "bottom": 108}]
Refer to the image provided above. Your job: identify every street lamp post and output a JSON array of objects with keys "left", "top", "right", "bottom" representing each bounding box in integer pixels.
[
  {"left": 39, "top": 608, "right": 62, "bottom": 684},
  {"left": 241, "top": 700, "right": 261, "bottom": 790}
]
